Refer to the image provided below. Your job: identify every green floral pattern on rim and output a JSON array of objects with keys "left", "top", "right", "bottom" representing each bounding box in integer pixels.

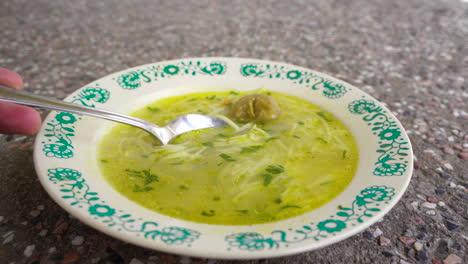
[
  {"left": 240, "top": 63, "right": 348, "bottom": 99},
  {"left": 225, "top": 185, "right": 395, "bottom": 251},
  {"left": 48, "top": 168, "right": 200, "bottom": 245},
  {"left": 348, "top": 99, "right": 410, "bottom": 176},
  {"left": 41, "top": 86, "right": 110, "bottom": 159},
  {"left": 115, "top": 61, "right": 226, "bottom": 90}
]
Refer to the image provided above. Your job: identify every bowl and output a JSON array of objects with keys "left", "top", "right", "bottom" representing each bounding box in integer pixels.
[{"left": 33, "top": 57, "right": 413, "bottom": 259}]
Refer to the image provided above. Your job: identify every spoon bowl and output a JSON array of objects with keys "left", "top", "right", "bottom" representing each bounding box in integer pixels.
[{"left": 0, "top": 84, "right": 228, "bottom": 145}]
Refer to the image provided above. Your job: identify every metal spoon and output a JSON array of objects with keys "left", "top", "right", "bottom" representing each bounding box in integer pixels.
[{"left": 0, "top": 84, "right": 227, "bottom": 145}]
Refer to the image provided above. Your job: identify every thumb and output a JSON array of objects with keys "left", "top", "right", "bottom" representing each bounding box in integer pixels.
[
  {"left": 0, "top": 101, "right": 42, "bottom": 135},
  {"left": 0, "top": 68, "right": 41, "bottom": 135}
]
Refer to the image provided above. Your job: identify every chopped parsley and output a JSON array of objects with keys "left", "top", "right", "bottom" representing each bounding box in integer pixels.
[
  {"left": 266, "top": 164, "right": 284, "bottom": 174},
  {"left": 265, "top": 137, "right": 279, "bottom": 142},
  {"left": 219, "top": 153, "right": 236, "bottom": 162},
  {"left": 320, "top": 180, "right": 333, "bottom": 186},
  {"left": 133, "top": 184, "right": 153, "bottom": 192},
  {"left": 262, "top": 173, "right": 273, "bottom": 186},
  {"left": 281, "top": 205, "right": 301, "bottom": 210},
  {"left": 201, "top": 210, "right": 215, "bottom": 217},
  {"left": 126, "top": 169, "right": 143, "bottom": 178},
  {"left": 126, "top": 169, "right": 159, "bottom": 186},
  {"left": 202, "top": 142, "right": 214, "bottom": 147},
  {"left": 141, "top": 169, "right": 159, "bottom": 185},
  {"left": 146, "top": 106, "right": 161, "bottom": 112},
  {"left": 317, "top": 111, "right": 332, "bottom": 121},
  {"left": 316, "top": 137, "right": 328, "bottom": 144},
  {"left": 240, "top": 145, "right": 263, "bottom": 154}
]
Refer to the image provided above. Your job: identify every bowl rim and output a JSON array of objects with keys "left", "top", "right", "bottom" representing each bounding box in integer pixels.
[{"left": 33, "top": 57, "right": 413, "bottom": 259}]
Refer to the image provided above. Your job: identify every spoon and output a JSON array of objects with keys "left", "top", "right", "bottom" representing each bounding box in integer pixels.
[{"left": 0, "top": 84, "right": 228, "bottom": 145}]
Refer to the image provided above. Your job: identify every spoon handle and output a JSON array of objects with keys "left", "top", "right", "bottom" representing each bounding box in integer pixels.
[{"left": 0, "top": 84, "right": 157, "bottom": 130}]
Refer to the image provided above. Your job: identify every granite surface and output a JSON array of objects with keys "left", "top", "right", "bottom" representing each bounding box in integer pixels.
[{"left": 1, "top": 0, "right": 467, "bottom": 263}]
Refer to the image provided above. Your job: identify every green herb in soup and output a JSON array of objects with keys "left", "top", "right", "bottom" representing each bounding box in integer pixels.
[{"left": 98, "top": 90, "right": 358, "bottom": 225}]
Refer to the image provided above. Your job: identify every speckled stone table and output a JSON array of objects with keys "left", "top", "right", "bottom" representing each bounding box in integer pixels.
[{"left": 1, "top": 0, "right": 467, "bottom": 263}]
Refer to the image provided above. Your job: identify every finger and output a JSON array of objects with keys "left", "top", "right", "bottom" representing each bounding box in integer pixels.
[
  {"left": 0, "top": 101, "right": 41, "bottom": 135},
  {"left": 0, "top": 68, "right": 24, "bottom": 90},
  {"left": 0, "top": 68, "right": 41, "bottom": 134}
]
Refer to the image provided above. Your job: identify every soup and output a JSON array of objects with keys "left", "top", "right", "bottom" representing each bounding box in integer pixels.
[{"left": 98, "top": 90, "right": 358, "bottom": 225}]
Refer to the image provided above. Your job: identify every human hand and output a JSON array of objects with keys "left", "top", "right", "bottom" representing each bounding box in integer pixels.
[{"left": 0, "top": 68, "right": 41, "bottom": 134}]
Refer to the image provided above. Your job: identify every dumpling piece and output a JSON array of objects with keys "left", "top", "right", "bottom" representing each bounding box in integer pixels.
[{"left": 229, "top": 94, "right": 281, "bottom": 121}]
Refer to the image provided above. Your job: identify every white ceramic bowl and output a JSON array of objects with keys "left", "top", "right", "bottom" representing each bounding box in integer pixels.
[{"left": 34, "top": 58, "right": 413, "bottom": 259}]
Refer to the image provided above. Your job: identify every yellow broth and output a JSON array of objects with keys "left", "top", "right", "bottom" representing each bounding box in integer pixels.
[{"left": 98, "top": 90, "right": 358, "bottom": 225}]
